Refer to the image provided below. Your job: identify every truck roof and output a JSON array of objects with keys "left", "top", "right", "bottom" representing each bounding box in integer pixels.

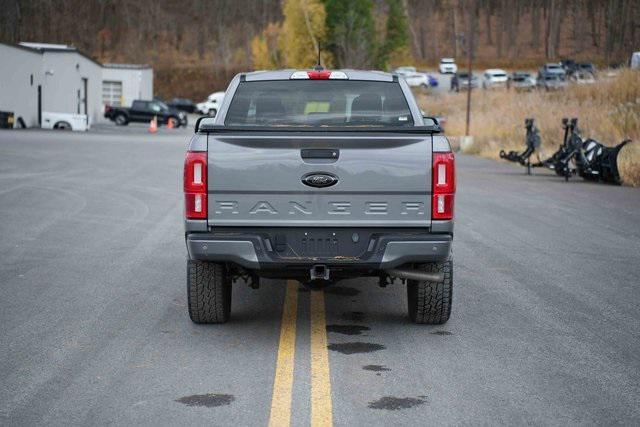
[{"left": 244, "top": 69, "right": 395, "bottom": 82}]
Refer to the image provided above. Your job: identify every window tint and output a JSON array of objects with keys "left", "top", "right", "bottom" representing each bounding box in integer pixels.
[{"left": 225, "top": 80, "right": 414, "bottom": 128}]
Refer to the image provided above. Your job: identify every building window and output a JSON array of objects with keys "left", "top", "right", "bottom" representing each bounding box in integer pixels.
[{"left": 102, "top": 80, "right": 123, "bottom": 107}]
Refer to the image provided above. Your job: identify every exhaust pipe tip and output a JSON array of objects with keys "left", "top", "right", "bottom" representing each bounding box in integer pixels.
[{"left": 385, "top": 268, "right": 444, "bottom": 283}]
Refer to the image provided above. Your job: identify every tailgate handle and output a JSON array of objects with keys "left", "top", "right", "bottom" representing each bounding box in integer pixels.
[{"left": 301, "top": 149, "right": 339, "bottom": 159}]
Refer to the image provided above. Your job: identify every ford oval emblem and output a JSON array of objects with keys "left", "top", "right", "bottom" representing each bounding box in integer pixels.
[{"left": 302, "top": 172, "right": 338, "bottom": 188}]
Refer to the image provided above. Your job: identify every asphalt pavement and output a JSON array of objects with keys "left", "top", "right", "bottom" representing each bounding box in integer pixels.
[{"left": 1, "top": 128, "right": 639, "bottom": 426}]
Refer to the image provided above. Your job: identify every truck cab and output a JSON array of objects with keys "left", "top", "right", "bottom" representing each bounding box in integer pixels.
[{"left": 184, "top": 69, "right": 455, "bottom": 324}]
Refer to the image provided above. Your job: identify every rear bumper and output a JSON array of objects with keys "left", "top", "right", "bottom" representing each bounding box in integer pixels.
[{"left": 186, "top": 228, "right": 452, "bottom": 271}]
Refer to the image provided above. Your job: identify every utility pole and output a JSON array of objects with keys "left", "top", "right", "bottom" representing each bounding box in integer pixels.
[{"left": 465, "top": 1, "right": 476, "bottom": 137}]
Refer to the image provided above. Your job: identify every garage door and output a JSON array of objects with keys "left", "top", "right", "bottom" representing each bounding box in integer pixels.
[{"left": 102, "top": 81, "right": 123, "bottom": 107}]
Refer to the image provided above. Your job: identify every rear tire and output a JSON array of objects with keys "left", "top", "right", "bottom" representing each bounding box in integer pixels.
[
  {"left": 114, "top": 114, "right": 128, "bottom": 126},
  {"left": 187, "top": 260, "right": 231, "bottom": 324},
  {"left": 407, "top": 260, "right": 453, "bottom": 324}
]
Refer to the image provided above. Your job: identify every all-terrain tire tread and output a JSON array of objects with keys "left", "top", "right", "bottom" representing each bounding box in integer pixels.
[
  {"left": 407, "top": 260, "right": 453, "bottom": 324},
  {"left": 187, "top": 260, "right": 231, "bottom": 324}
]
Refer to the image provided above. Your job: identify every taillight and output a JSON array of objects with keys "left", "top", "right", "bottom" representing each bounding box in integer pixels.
[
  {"left": 431, "top": 152, "right": 455, "bottom": 220},
  {"left": 184, "top": 151, "right": 207, "bottom": 219}
]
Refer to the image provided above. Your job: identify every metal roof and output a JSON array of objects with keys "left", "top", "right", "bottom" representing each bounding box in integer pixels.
[
  {"left": 19, "top": 42, "right": 75, "bottom": 51},
  {"left": 12, "top": 42, "right": 149, "bottom": 70},
  {"left": 103, "top": 63, "right": 152, "bottom": 70}
]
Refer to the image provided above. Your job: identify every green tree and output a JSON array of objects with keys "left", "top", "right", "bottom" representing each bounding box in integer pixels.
[
  {"left": 323, "top": 0, "right": 376, "bottom": 68},
  {"left": 379, "top": 0, "right": 411, "bottom": 69}
]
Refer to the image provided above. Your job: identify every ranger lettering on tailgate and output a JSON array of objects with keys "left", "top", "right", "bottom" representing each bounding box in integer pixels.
[{"left": 184, "top": 66, "right": 455, "bottom": 325}]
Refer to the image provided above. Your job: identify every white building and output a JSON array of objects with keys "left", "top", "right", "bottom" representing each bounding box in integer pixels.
[
  {"left": 102, "top": 64, "right": 153, "bottom": 108},
  {"left": 0, "top": 43, "right": 44, "bottom": 127},
  {"left": 0, "top": 42, "right": 153, "bottom": 128}
]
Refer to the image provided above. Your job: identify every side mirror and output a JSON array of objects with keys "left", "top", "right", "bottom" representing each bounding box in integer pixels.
[{"left": 422, "top": 116, "right": 443, "bottom": 133}]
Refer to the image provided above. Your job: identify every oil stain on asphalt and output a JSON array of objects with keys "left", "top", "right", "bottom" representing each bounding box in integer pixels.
[
  {"left": 362, "top": 364, "right": 391, "bottom": 372},
  {"left": 324, "top": 286, "right": 361, "bottom": 296},
  {"left": 326, "top": 324, "right": 370, "bottom": 335},
  {"left": 367, "top": 396, "right": 426, "bottom": 410},
  {"left": 327, "top": 342, "right": 385, "bottom": 354},
  {"left": 176, "top": 394, "right": 235, "bottom": 408},
  {"left": 342, "top": 311, "right": 366, "bottom": 322}
]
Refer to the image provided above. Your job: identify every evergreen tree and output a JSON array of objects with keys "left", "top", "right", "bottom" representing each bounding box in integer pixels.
[
  {"left": 380, "top": 0, "right": 411, "bottom": 69},
  {"left": 323, "top": 0, "right": 376, "bottom": 68}
]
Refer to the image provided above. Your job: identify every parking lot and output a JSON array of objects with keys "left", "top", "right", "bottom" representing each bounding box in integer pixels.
[{"left": 1, "top": 128, "right": 640, "bottom": 425}]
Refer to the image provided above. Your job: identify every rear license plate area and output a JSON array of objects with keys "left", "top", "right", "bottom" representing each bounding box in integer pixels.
[{"left": 301, "top": 233, "right": 339, "bottom": 256}]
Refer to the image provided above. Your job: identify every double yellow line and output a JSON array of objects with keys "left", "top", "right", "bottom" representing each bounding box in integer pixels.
[{"left": 268, "top": 280, "right": 333, "bottom": 427}]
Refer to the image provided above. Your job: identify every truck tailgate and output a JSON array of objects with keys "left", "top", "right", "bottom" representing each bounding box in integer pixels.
[{"left": 207, "top": 134, "right": 432, "bottom": 227}]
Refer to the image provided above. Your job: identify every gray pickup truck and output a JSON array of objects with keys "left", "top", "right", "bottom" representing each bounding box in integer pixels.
[{"left": 183, "top": 69, "right": 455, "bottom": 324}]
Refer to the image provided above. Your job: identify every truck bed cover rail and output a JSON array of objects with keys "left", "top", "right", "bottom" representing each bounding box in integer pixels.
[{"left": 194, "top": 119, "right": 442, "bottom": 135}]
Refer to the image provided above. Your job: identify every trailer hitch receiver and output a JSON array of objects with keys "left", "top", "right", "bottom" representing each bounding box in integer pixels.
[{"left": 310, "top": 264, "right": 330, "bottom": 281}]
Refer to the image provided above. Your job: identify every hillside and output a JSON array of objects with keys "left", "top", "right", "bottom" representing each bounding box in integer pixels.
[{"left": 1, "top": 0, "right": 638, "bottom": 99}]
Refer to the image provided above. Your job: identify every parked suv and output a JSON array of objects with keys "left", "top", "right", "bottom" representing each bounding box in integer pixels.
[
  {"left": 451, "top": 71, "right": 478, "bottom": 91},
  {"left": 482, "top": 69, "right": 508, "bottom": 89},
  {"left": 184, "top": 69, "right": 456, "bottom": 324},
  {"left": 539, "top": 62, "right": 566, "bottom": 78},
  {"left": 439, "top": 58, "right": 457, "bottom": 74},
  {"left": 508, "top": 71, "right": 536, "bottom": 91}
]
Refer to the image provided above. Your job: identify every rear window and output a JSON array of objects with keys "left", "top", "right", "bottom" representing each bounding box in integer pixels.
[{"left": 225, "top": 80, "right": 414, "bottom": 128}]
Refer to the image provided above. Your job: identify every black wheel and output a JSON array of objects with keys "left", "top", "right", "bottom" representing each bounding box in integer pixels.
[
  {"left": 407, "top": 260, "right": 453, "bottom": 324},
  {"left": 54, "top": 121, "right": 71, "bottom": 130},
  {"left": 187, "top": 260, "right": 231, "bottom": 324},
  {"left": 208, "top": 108, "right": 217, "bottom": 117},
  {"left": 114, "top": 114, "right": 128, "bottom": 126}
]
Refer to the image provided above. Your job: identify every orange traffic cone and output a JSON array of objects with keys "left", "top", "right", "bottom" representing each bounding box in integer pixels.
[
  {"left": 167, "top": 117, "right": 174, "bottom": 129},
  {"left": 148, "top": 116, "right": 157, "bottom": 133}
]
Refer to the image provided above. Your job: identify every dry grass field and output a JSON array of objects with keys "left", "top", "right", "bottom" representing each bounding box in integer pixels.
[{"left": 416, "top": 70, "right": 640, "bottom": 186}]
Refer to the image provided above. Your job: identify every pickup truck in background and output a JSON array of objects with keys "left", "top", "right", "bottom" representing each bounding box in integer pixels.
[
  {"left": 104, "top": 100, "right": 187, "bottom": 127},
  {"left": 184, "top": 69, "right": 456, "bottom": 325},
  {"left": 196, "top": 91, "right": 226, "bottom": 116}
]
